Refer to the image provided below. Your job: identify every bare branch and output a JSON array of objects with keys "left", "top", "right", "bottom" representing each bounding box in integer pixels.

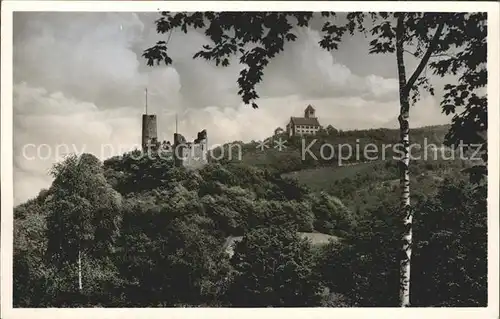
[
  {"left": 429, "top": 52, "right": 454, "bottom": 59},
  {"left": 404, "top": 49, "right": 417, "bottom": 57}
]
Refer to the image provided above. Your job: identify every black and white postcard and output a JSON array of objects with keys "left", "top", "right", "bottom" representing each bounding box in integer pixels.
[{"left": 1, "top": 1, "right": 499, "bottom": 319}]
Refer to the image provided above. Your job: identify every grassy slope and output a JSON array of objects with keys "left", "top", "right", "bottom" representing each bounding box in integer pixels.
[
  {"left": 282, "top": 158, "right": 469, "bottom": 212},
  {"left": 213, "top": 124, "right": 470, "bottom": 212},
  {"left": 283, "top": 162, "right": 382, "bottom": 190}
]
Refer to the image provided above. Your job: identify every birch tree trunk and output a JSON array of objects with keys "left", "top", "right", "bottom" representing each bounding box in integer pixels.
[
  {"left": 394, "top": 14, "right": 445, "bottom": 307},
  {"left": 78, "top": 249, "right": 83, "bottom": 291},
  {"left": 395, "top": 14, "right": 412, "bottom": 307}
]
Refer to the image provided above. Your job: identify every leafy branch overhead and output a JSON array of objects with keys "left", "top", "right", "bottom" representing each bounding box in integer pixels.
[{"left": 143, "top": 12, "right": 344, "bottom": 108}]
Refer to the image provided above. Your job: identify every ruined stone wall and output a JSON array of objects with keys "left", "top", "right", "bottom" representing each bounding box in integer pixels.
[
  {"left": 173, "top": 131, "right": 208, "bottom": 169},
  {"left": 184, "top": 140, "right": 208, "bottom": 169},
  {"left": 173, "top": 133, "right": 186, "bottom": 167}
]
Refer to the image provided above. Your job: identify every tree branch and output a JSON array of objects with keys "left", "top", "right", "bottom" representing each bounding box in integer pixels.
[
  {"left": 404, "top": 49, "right": 417, "bottom": 57},
  {"left": 405, "top": 22, "right": 445, "bottom": 92},
  {"left": 429, "top": 52, "right": 454, "bottom": 59}
]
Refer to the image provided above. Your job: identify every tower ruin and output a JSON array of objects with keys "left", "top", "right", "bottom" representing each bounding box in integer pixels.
[
  {"left": 141, "top": 89, "right": 158, "bottom": 152},
  {"left": 173, "top": 129, "right": 208, "bottom": 168},
  {"left": 142, "top": 114, "right": 158, "bottom": 152},
  {"left": 173, "top": 132, "right": 187, "bottom": 167}
]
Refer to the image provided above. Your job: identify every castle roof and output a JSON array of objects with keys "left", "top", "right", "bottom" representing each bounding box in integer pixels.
[
  {"left": 289, "top": 116, "right": 321, "bottom": 126},
  {"left": 305, "top": 104, "right": 315, "bottom": 112}
]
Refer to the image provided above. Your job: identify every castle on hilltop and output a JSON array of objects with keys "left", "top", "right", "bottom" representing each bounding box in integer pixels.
[
  {"left": 141, "top": 91, "right": 208, "bottom": 169},
  {"left": 286, "top": 105, "right": 322, "bottom": 137}
]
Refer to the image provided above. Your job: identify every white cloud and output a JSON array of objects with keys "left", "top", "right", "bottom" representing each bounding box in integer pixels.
[
  {"left": 13, "top": 83, "right": 142, "bottom": 204},
  {"left": 258, "top": 27, "right": 400, "bottom": 102}
]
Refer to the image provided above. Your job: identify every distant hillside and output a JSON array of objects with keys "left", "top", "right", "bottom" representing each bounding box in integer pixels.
[
  {"left": 207, "top": 124, "right": 471, "bottom": 212},
  {"left": 282, "top": 158, "right": 470, "bottom": 213},
  {"left": 209, "top": 125, "right": 452, "bottom": 174}
]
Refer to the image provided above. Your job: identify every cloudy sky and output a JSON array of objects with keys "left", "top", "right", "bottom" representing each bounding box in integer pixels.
[{"left": 13, "top": 12, "right": 453, "bottom": 205}]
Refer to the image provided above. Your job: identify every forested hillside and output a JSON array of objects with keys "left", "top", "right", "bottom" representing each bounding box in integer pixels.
[
  {"left": 211, "top": 125, "right": 452, "bottom": 173},
  {"left": 13, "top": 125, "right": 487, "bottom": 307},
  {"left": 213, "top": 125, "right": 473, "bottom": 212}
]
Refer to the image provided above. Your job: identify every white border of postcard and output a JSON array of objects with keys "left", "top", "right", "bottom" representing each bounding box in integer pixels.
[{"left": 1, "top": 1, "right": 499, "bottom": 319}]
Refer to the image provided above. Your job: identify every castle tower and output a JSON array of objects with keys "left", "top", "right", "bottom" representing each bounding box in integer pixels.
[
  {"left": 141, "top": 89, "right": 158, "bottom": 152},
  {"left": 142, "top": 114, "right": 158, "bottom": 152},
  {"left": 304, "top": 104, "right": 316, "bottom": 119}
]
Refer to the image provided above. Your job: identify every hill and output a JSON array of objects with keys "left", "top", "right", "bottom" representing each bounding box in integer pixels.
[
  {"left": 14, "top": 124, "right": 470, "bottom": 236},
  {"left": 12, "top": 124, "right": 485, "bottom": 308},
  {"left": 15, "top": 124, "right": 469, "bottom": 234},
  {"left": 210, "top": 124, "right": 452, "bottom": 174},
  {"left": 209, "top": 124, "right": 471, "bottom": 212}
]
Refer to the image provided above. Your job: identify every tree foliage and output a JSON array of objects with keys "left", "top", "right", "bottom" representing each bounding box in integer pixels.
[
  {"left": 315, "top": 179, "right": 487, "bottom": 307},
  {"left": 46, "top": 154, "right": 122, "bottom": 265},
  {"left": 411, "top": 179, "right": 487, "bottom": 306},
  {"left": 117, "top": 200, "right": 229, "bottom": 306},
  {"left": 13, "top": 144, "right": 487, "bottom": 307},
  {"left": 228, "top": 225, "right": 322, "bottom": 307}
]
